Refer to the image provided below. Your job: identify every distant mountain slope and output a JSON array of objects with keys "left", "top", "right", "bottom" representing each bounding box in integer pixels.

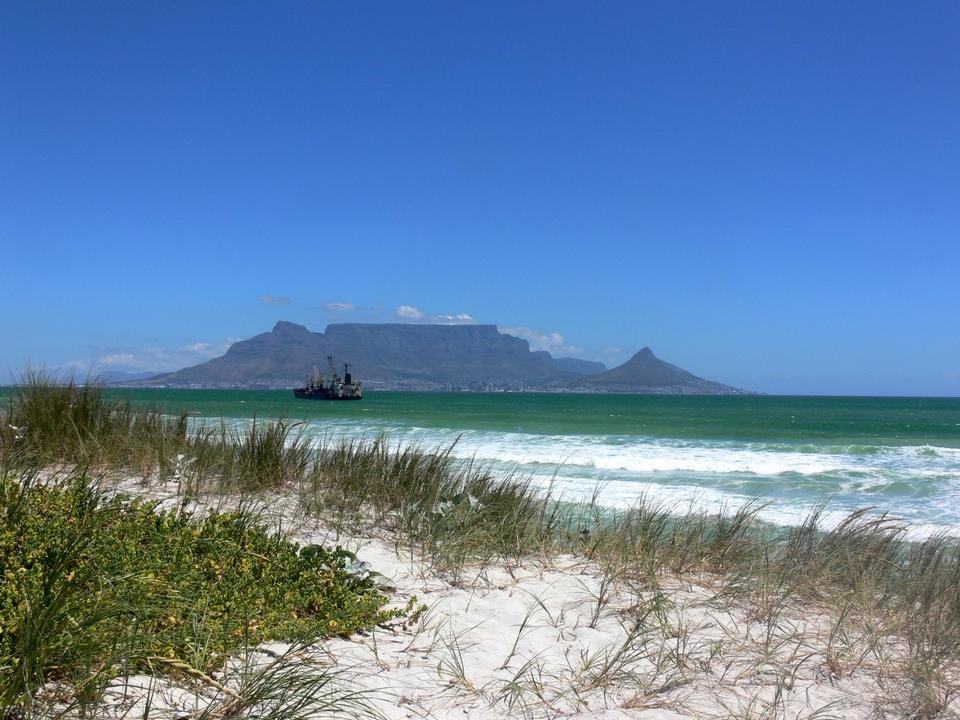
[
  {"left": 149, "top": 322, "right": 575, "bottom": 389},
  {"left": 99, "top": 370, "right": 163, "bottom": 384},
  {"left": 551, "top": 357, "right": 607, "bottom": 376},
  {"left": 580, "top": 347, "right": 743, "bottom": 394},
  {"left": 146, "top": 322, "right": 744, "bottom": 393}
]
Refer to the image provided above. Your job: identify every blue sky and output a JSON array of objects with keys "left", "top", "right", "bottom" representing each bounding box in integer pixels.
[{"left": 2, "top": 2, "right": 958, "bottom": 395}]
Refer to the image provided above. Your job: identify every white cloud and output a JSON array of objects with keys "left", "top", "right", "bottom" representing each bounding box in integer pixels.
[
  {"left": 395, "top": 305, "right": 477, "bottom": 325},
  {"left": 62, "top": 338, "right": 238, "bottom": 375},
  {"left": 259, "top": 295, "right": 293, "bottom": 305},
  {"left": 324, "top": 301, "right": 359, "bottom": 311},
  {"left": 396, "top": 305, "right": 425, "bottom": 320},
  {"left": 97, "top": 352, "right": 137, "bottom": 366},
  {"left": 500, "top": 326, "right": 583, "bottom": 355}
]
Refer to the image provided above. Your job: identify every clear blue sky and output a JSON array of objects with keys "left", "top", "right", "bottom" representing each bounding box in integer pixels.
[{"left": 2, "top": 2, "right": 958, "bottom": 395}]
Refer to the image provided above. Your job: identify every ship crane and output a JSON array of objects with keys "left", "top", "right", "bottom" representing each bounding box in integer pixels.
[
  {"left": 293, "top": 354, "right": 362, "bottom": 401},
  {"left": 327, "top": 355, "right": 337, "bottom": 385}
]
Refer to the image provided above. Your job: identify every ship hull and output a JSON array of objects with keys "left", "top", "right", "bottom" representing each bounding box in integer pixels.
[{"left": 293, "top": 388, "right": 362, "bottom": 400}]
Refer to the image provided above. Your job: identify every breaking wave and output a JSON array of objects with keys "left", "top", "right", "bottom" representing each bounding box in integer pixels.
[{"left": 292, "top": 418, "right": 960, "bottom": 539}]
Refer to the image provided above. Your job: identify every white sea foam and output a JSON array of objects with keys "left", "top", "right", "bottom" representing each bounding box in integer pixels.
[
  {"left": 413, "top": 429, "right": 960, "bottom": 480},
  {"left": 292, "top": 418, "right": 960, "bottom": 538}
]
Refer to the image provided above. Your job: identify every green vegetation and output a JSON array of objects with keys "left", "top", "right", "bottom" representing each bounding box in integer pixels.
[
  {"left": 1, "top": 371, "right": 312, "bottom": 490},
  {"left": 300, "top": 435, "right": 551, "bottom": 582},
  {"left": 0, "top": 472, "right": 401, "bottom": 712},
  {"left": 1, "top": 370, "right": 191, "bottom": 474},
  {"left": 2, "top": 373, "right": 959, "bottom": 717},
  {"left": 0, "top": 375, "right": 405, "bottom": 716},
  {"left": 294, "top": 436, "right": 960, "bottom": 717}
]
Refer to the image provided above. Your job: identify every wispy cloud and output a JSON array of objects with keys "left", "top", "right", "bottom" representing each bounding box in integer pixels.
[
  {"left": 182, "top": 342, "right": 217, "bottom": 353},
  {"left": 96, "top": 352, "right": 138, "bottom": 366},
  {"left": 323, "top": 301, "right": 360, "bottom": 312},
  {"left": 62, "top": 338, "right": 239, "bottom": 375},
  {"left": 394, "top": 305, "right": 475, "bottom": 324},
  {"left": 259, "top": 295, "right": 293, "bottom": 305},
  {"left": 396, "top": 304, "right": 425, "bottom": 320},
  {"left": 500, "top": 326, "right": 583, "bottom": 355}
]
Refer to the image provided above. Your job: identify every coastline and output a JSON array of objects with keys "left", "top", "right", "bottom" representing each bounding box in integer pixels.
[
  {"left": 38, "top": 471, "right": 934, "bottom": 719},
  {"left": 2, "top": 380, "right": 959, "bottom": 718},
  {"left": 3, "top": 387, "right": 958, "bottom": 538}
]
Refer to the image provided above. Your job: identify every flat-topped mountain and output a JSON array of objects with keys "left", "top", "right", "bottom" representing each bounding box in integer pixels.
[
  {"left": 145, "top": 321, "right": 744, "bottom": 393},
  {"left": 150, "top": 322, "right": 587, "bottom": 390}
]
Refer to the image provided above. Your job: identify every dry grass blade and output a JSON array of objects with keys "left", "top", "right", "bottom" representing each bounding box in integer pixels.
[{"left": 197, "top": 642, "right": 383, "bottom": 720}]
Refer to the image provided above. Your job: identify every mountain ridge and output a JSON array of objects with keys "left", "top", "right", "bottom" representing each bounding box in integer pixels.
[{"left": 144, "top": 322, "right": 745, "bottom": 394}]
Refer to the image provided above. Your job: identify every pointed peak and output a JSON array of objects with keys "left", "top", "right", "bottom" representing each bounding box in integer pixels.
[{"left": 632, "top": 347, "right": 656, "bottom": 360}]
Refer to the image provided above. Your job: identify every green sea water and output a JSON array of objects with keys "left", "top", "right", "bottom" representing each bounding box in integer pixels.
[{"left": 5, "top": 389, "right": 959, "bottom": 535}]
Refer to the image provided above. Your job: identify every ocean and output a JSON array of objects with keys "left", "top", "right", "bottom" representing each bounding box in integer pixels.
[{"left": 11, "top": 389, "right": 960, "bottom": 538}]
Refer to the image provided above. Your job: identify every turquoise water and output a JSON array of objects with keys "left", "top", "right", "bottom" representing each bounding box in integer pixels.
[{"left": 6, "top": 389, "right": 960, "bottom": 536}]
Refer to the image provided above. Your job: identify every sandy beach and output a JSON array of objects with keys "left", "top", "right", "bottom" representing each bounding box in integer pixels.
[{"left": 76, "top": 474, "right": 951, "bottom": 720}]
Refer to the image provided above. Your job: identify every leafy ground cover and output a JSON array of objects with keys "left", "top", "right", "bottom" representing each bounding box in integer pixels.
[{"left": 0, "top": 472, "right": 402, "bottom": 710}]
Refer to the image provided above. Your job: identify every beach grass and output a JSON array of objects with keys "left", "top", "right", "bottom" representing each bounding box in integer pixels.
[
  {"left": 2, "top": 374, "right": 958, "bottom": 717},
  {"left": 1, "top": 370, "right": 314, "bottom": 492}
]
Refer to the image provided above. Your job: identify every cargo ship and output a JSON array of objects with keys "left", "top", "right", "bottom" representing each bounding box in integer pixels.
[{"left": 293, "top": 355, "right": 362, "bottom": 400}]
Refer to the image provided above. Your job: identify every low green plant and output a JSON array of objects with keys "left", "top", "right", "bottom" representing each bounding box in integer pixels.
[{"left": 0, "top": 471, "right": 403, "bottom": 710}]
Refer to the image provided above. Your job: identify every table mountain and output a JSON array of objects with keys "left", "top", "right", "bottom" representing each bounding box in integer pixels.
[
  {"left": 145, "top": 321, "right": 743, "bottom": 393},
  {"left": 150, "top": 322, "right": 576, "bottom": 389}
]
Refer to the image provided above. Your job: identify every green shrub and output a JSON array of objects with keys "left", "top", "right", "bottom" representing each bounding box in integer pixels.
[{"left": 0, "top": 472, "right": 403, "bottom": 705}]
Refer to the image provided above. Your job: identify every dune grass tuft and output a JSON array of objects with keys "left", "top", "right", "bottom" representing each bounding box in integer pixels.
[{"left": 1, "top": 369, "right": 191, "bottom": 475}]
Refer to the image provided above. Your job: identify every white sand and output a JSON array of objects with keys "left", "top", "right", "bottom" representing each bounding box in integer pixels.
[{"left": 47, "top": 475, "right": 959, "bottom": 718}]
